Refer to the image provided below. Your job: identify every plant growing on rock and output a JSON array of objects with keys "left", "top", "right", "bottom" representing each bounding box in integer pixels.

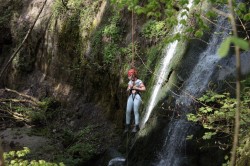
[{"left": 187, "top": 80, "right": 250, "bottom": 165}]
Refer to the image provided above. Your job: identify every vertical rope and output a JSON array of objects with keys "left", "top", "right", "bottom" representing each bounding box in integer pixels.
[
  {"left": 127, "top": 3, "right": 135, "bottom": 166},
  {"left": 131, "top": 6, "right": 135, "bottom": 69},
  {"left": 126, "top": 133, "right": 129, "bottom": 166}
]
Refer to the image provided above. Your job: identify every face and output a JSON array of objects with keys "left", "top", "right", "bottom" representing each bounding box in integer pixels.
[
  {"left": 128, "top": 75, "right": 135, "bottom": 80},
  {"left": 128, "top": 75, "right": 132, "bottom": 80}
]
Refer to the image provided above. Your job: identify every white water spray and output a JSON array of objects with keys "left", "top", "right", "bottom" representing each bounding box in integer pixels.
[{"left": 141, "top": 0, "right": 194, "bottom": 126}]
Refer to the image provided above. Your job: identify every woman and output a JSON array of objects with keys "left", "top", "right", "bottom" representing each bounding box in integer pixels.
[{"left": 125, "top": 68, "right": 146, "bottom": 133}]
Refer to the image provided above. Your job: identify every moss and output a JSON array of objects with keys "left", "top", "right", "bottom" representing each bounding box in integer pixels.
[
  {"left": 0, "top": 0, "right": 23, "bottom": 28},
  {"left": 46, "top": 0, "right": 105, "bottom": 86}
]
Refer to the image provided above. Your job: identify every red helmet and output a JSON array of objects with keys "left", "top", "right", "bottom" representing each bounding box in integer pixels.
[{"left": 128, "top": 68, "right": 137, "bottom": 77}]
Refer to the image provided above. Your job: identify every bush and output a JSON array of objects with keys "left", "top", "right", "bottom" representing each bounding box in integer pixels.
[{"left": 4, "top": 147, "right": 65, "bottom": 166}]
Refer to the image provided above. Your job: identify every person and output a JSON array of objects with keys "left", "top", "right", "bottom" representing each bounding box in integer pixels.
[{"left": 124, "top": 68, "right": 146, "bottom": 133}]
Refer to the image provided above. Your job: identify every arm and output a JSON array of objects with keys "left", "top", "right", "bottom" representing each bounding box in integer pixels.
[
  {"left": 127, "top": 84, "right": 133, "bottom": 91},
  {"left": 133, "top": 83, "right": 146, "bottom": 92}
]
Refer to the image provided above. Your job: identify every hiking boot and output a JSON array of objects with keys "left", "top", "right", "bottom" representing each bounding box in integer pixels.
[
  {"left": 132, "top": 125, "right": 140, "bottom": 133},
  {"left": 124, "top": 124, "right": 130, "bottom": 133}
]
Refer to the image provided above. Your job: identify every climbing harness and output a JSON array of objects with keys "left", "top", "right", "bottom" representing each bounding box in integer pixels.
[
  {"left": 127, "top": 68, "right": 141, "bottom": 101},
  {"left": 130, "top": 89, "right": 141, "bottom": 101}
]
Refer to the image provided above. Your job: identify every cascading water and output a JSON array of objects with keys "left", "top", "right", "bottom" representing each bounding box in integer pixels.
[
  {"left": 141, "top": 0, "right": 194, "bottom": 127},
  {"left": 155, "top": 10, "right": 231, "bottom": 166},
  {"left": 108, "top": 2, "right": 195, "bottom": 165},
  {"left": 177, "top": 18, "right": 231, "bottom": 106},
  {"left": 107, "top": 2, "right": 250, "bottom": 166}
]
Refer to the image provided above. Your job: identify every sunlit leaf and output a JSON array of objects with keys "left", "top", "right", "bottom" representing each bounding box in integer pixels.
[
  {"left": 186, "top": 135, "right": 194, "bottom": 140},
  {"left": 243, "top": 13, "right": 250, "bottom": 21},
  {"left": 238, "top": 3, "right": 246, "bottom": 12},
  {"left": 230, "top": 36, "right": 249, "bottom": 51},
  {"left": 194, "top": 29, "right": 203, "bottom": 38},
  {"left": 207, "top": 107, "right": 213, "bottom": 112},
  {"left": 202, "top": 132, "right": 216, "bottom": 139},
  {"left": 217, "top": 37, "right": 231, "bottom": 57},
  {"left": 206, "top": 11, "right": 217, "bottom": 18}
]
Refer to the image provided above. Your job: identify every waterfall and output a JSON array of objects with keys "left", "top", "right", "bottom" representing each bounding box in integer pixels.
[
  {"left": 108, "top": 157, "right": 126, "bottom": 166},
  {"left": 177, "top": 16, "right": 231, "bottom": 106},
  {"left": 155, "top": 9, "right": 231, "bottom": 166},
  {"left": 141, "top": 0, "right": 194, "bottom": 127}
]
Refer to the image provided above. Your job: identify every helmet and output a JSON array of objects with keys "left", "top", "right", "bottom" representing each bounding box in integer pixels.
[{"left": 128, "top": 68, "right": 137, "bottom": 77}]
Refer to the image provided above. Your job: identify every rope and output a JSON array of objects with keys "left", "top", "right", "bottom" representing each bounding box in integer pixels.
[
  {"left": 131, "top": 6, "right": 135, "bottom": 69},
  {"left": 126, "top": 132, "right": 129, "bottom": 166},
  {"left": 125, "top": 132, "right": 139, "bottom": 162}
]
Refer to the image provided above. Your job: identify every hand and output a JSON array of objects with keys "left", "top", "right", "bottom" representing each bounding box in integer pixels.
[{"left": 132, "top": 86, "right": 138, "bottom": 90}]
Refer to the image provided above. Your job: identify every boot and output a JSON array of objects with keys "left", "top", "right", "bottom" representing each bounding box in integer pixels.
[
  {"left": 124, "top": 124, "right": 130, "bottom": 133},
  {"left": 132, "top": 125, "right": 140, "bottom": 133}
]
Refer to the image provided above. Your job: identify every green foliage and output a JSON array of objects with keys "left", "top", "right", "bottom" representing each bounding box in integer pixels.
[
  {"left": 67, "top": 143, "right": 96, "bottom": 161},
  {"left": 236, "top": 2, "right": 250, "bottom": 21},
  {"left": 207, "top": 0, "right": 227, "bottom": 4},
  {"left": 52, "top": 0, "right": 101, "bottom": 17},
  {"left": 141, "top": 20, "right": 169, "bottom": 41},
  {"left": 187, "top": 113, "right": 199, "bottom": 122},
  {"left": 202, "top": 131, "right": 216, "bottom": 139},
  {"left": 237, "top": 132, "right": 250, "bottom": 166},
  {"left": 51, "top": 0, "right": 68, "bottom": 18},
  {"left": 218, "top": 36, "right": 249, "bottom": 57},
  {"left": 25, "top": 126, "right": 100, "bottom": 166},
  {"left": 187, "top": 78, "right": 250, "bottom": 164},
  {"left": 102, "top": 15, "right": 121, "bottom": 41},
  {"left": 243, "top": 13, "right": 250, "bottom": 21},
  {"left": 30, "top": 98, "right": 60, "bottom": 124},
  {"left": 90, "top": 13, "right": 123, "bottom": 65},
  {"left": 52, "top": 0, "right": 103, "bottom": 53},
  {"left": 4, "top": 147, "right": 65, "bottom": 166},
  {"left": 111, "top": 0, "right": 190, "bottom": 19},
  {"left": 187, "top": 91, "right": 233, "bottom": 135},
  {"left": 230, "top": 37, "right": 249, "bottom": 51},
  {"left": 110, "top": 0, "right": 139, "bottom": 11},
  {"left": 186, "top": 134, "right": 194, "bottom": 140},
  {"left": 187, "top": 88, "right": 250, "bottom": 136},
  {"left": 50, "top": 126, "right": 99, "bottom": 165},
  {"left": 103, "top": 43, "right": 120, "bottom": 64},
  {"left": 78, "top": 0, "right": 102, "bottom": 38},
  {"left": 194, "top": 29, "right": 204, "bottom": 38},
  {"left": 217, "top": 37, "right": 232, "bottom": 57},
  {"left": 101, "top": 14, "right": 123, "bottom": 64}
]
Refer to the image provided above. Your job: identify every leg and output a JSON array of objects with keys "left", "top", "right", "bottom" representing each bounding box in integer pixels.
[
  {"left": 132, "top": 95, "right": 141, "bottom": 133},
  {"left": 133, "top": 95, "right": 142, "bottom": 125},
  {"left": 126, "top": 95, "right": 133, "bottom": 125}
]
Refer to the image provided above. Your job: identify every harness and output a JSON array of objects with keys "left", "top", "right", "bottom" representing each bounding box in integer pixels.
[
  {"left": 129, "top": 89, "right": 141, "bottom": 101},
  {"left": 129, "top": 80, "right": 141, "bottom": 101}
]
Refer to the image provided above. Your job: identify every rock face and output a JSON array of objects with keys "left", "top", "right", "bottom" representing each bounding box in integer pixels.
[
  {"left": 1, "top": 127, "right": 50, "bottom": 152},
  {"left": 0, "top": 0, "right": 124, "bottom": 164},
  {"left": 0, "top": 0, "right": 126, "bottom": 124},
  {"left": 1, "top": 0, "right": 250, "bottom": 165}
]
